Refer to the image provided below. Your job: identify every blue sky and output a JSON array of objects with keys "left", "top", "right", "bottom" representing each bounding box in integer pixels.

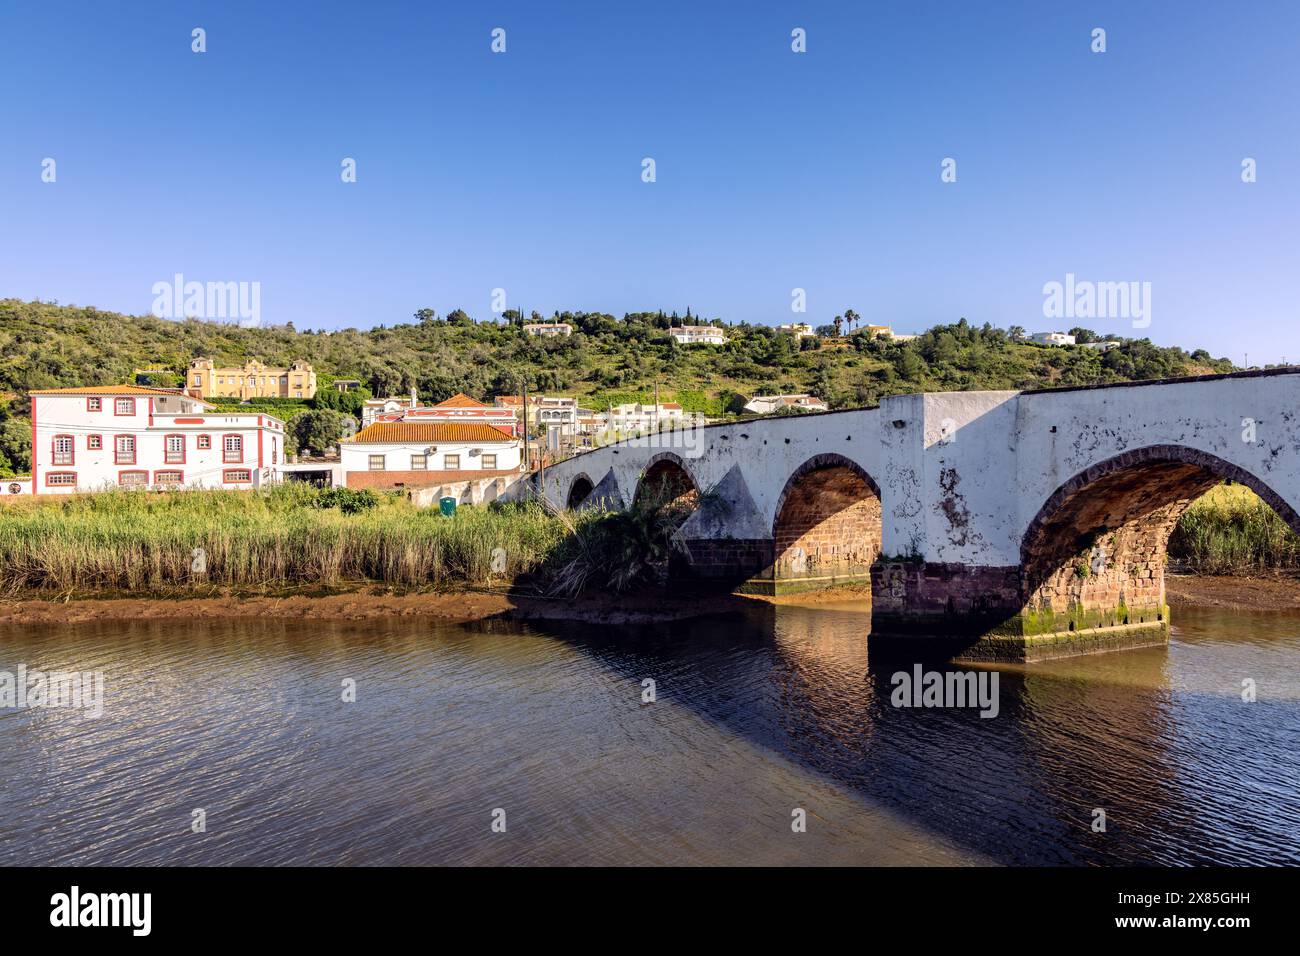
[{"left": 1, "top": 1, "right": 1296, "bottom": 363}]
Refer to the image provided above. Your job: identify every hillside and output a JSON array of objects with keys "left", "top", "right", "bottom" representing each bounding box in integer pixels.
[{"left": 0, "top": 297, "right": 1236, "bottom": 477}]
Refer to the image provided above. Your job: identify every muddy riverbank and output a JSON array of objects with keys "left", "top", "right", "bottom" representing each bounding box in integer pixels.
[{"left": 1, "top": 574, "right": 1296, "bottom": 629}]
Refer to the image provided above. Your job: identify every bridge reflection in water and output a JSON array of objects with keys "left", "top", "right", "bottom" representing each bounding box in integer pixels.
[
  {"left": 543, "top": 598, "right": 1300, "bottom": 865},
  {"left": 2, "top": 602, "right": 1297, "bottom": 865}
]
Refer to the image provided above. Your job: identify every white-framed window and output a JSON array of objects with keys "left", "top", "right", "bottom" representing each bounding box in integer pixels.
[
  {"left": 481, "top": 454, "right": 497, "bottom": 469},
  {"left": 115, "top": 397, "right": 136, "bottom": 416},
  {"left": 115, "top": 435, "right": 136, "bottom": 465},
  {"left": 154, "top": 470, "right": 183, "bottom": 486},
  {"left": 223, "top": 435, "right": 243, "bottom": 463},
  {"left": 369, "top": 455, "right": 385, "bottom": 471},
  {"left": 223, "top": 469, "right": 252, "bottom": 483},
  {"left": 87, "top": 397, "right": 102, "bottom": 412},
  {"left": 410, "top": 454, "right": 427, "bottom": 470},
  {"left": 46, "top": 472, "right": 77, "bottom": 487},
  {"left": 52, "top": 435, "right": 74, "bottom": 466},
  {"left": 88, "top": 435, "right": 103, "bottom": 450},
  {"left": 119, "top": 470, "right": 149, "bottom": 488},
  {"left": 165, "top": 434, "right": 185, "bottom": 464},
  {"left": 197, "top": 434, "right": 212, "bottom": 450}
]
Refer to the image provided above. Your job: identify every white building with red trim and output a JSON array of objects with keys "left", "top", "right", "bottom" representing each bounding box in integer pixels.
[
  {"left": 366, "top": 392, "right": 522, "bottom": 436},
  {"left": 29, "top": 384, "right": 286, "bottom": 494},
  {"left": 339, "top": 420, "right": 522, "bottom": 492}
]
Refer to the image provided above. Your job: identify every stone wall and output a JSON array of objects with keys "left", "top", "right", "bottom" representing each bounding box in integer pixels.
[{"left": 772, "top": 462, "right": 880, "bottom": 591}]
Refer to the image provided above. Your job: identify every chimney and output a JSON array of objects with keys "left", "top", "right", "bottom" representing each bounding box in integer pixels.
[{"left": 410, "top": 387, "right": 418, "bottom": 409}]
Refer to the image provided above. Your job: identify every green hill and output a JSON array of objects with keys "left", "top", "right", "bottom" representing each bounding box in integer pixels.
[{"left": 0, "top": 297, "right": 1236, "bottom": 477}]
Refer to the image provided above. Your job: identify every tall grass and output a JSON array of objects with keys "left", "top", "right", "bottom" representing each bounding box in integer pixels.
[
  {"left": 0, "top": 485, "right": 576, "bottom": 596},
  {"left": 1168, "top": 483, "right": 1300, "bottom": 574}
]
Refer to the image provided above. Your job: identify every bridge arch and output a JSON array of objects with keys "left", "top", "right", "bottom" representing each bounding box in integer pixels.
[
  {"left": 566, "top": 473, "right": 595, "bottom": 509},
  {"left": 633, "top": 452, "right": 700, "bottom": 526},
  {"left": 1020, "top": 444, "right": 1300, "bottom": 621},
  {"left": 771, "top": 453, "right": 881, "bottom": 593}
]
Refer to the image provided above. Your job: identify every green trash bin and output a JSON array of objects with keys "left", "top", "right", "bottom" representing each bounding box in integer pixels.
[{"left": 439, "top": 496, "right": 457, "bottom": 517}]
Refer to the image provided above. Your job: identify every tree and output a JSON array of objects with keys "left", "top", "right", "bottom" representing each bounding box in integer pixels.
[
  {"left": 292, "top": 409, "right": 349, "bottom": 456},
  {"left": 833, "top": 315, "right": 843, "bottom": 337},
  {"left": 0, "top": 418, "right": 32, "bottom": 476}
]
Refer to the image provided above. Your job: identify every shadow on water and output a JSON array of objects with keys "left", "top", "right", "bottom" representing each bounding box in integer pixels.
[
  {"left": 2, "top": 599, "right": 1298, "bottom": 865},
  {"left": 506, "top": 598, "right": 1300, "bottom": 866}
]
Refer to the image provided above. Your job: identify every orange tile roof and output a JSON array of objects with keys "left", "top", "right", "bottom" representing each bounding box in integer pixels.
[
  {"left": 432, "top": 392, "right": 487, "bottom": 409},
  {"left": 28, "top": 384, "right": 214, "bottom": 406},
  {"left": 343, "top": 421, "right": 515, "bottom": 444}
]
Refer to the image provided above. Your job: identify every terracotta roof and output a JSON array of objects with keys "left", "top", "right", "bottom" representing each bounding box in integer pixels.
[
  {"left": 432, "top": 392, "right": 487, "bottom": 409},
  {"left": 343, "top": 421, "right": 515, "bottom": 444},
  {"left": 28, "top": 384, "right": 214, "bottom": 406}
]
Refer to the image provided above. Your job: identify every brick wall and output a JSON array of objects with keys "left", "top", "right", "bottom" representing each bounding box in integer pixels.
[
  {"left": 773, "top": 464, "right": 880, "bottom": 584},
  {"left": 680, "top": 538, "right": 775, "bottom": 583},
  {"left": 1020, "top": 458, "right": 1218, "bottom": 615}
]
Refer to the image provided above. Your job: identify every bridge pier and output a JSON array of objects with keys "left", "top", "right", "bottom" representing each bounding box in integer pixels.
[{"left": 869, "top": 560, "right": 1169, "bottom": 663}]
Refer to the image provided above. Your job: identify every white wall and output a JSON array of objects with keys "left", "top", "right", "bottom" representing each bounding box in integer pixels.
[{"left": 341, "top": 439, "right": 520, "bottom": 475}]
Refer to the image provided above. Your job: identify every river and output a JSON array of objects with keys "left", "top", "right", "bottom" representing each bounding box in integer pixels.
[{"left": 1, "top": 599, "right": 1297, "bottom": 865}]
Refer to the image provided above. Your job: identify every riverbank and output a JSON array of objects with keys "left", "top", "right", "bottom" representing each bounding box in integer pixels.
[
  {"left": 1165, "top": 572, "right": 1300, "bottom": 611},
  {"left": 0, "top": 585, "right": 762, "bottom": 628},
  {"left": 3, "top": 573, "right": 1294, "bottom": 629}
]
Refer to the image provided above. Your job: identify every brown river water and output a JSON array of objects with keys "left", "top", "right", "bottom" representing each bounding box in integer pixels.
[{"left": 1, "top": 599, "right": 1297, "bottom": 865}]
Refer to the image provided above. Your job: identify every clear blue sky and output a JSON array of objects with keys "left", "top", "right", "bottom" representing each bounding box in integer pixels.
[{"left": 1, "top": 1, "right": 1296, "bottom": 363}]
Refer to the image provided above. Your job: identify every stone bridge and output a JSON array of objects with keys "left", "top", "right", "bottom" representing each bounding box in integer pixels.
[{"left": 529, "top": 370, "right": 1300, "bottom": 661}]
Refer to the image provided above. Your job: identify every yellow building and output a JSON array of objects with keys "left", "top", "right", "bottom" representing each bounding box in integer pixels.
[{"left": 188, "top": 358, "right": 317, "bottom": 400}]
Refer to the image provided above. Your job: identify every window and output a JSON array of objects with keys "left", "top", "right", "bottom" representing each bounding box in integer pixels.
[
  {"left": 46, "top": 472, "right": 77, "bottom": 487},
  {"left": 114, "top": 397, "right": 136, "bottom": 416},
  {"left": 192, "top": 377, "right": 202, "bottom": 387},
  {"left": 164, "top": 434, "right": 185, "bottom": 464},
  {"left": 223, "top": 435, "right": 243, "bottom": 463},
  {"left": 88, "top": 435, "right": 103, "bottom": 451},
  {"left": 272, "top": 438, "right": 278, "bottom": 465},
  {"left": 87, "top": 397, "right": 102, "bottom": 412},
  {"left": 443, "top": 454, "right": 460, "bottom": 470},
  {"left": 481, "top": 454, "right": 497, "bottom": 469},
  {"left": 410, "top": 454, "right": 427, "bottom": 470},
  {"left": 197, "top": 434, "right": 212, "bottom": 450},
  {"left": 369, "top": 455, "right": 386, "bottom": 471},
  {"left": 119, "top": 471, "right": 149, "bottom": 488},
  {"left": 154, "top": 470, "right": 183, "bottom": 486},
  {"left": 52, "top": 435, "right": 74, "bottom": 466},
  {"left": 223, "top": 469, "right": 252, "bottom": 484},
  {"left": 115, "top": 435, "right": 136, "bottom": 465}
]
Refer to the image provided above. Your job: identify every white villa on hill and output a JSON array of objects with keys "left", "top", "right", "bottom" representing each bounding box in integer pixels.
[
  {"left": 670, "top": 325, "right": 727, "bottom": 345},
  {"left": 522, "top": 322, "right": 572, "bottom": 337},
  {"left": 743, "top": 394, "right": 829, "bottom": 415},
  {"left": 29, "top": 384, "right": 285, "bottom": 493}
]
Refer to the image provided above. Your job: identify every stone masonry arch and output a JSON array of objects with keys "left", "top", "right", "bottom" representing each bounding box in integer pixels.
[
  {"left": 770, "top": 453, "right": 882, "bottom": 594},
  {"left": 566, "top": 473, "right": 595, "bottom": 509},
  {"left": 1020, "top": 444, "right": 1300, "bottom": 631},
  {"left": 633, "top": 452, "right": 701, "bottom": 527}
]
